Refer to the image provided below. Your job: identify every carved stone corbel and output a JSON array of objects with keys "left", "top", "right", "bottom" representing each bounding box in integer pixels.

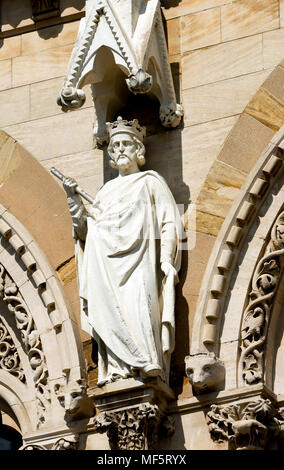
[
  {"left": 93, "top": 403, "right": 160, "bottom": 450},
  {"left": 57, "top": 0, "right": 183, "bottom": 145},
  {"left": 31, "top": 1, "right": 60, "bottom": 22},
  {"left": 206, "top": 398, "right": 283, "bottom": 450},
  {"left": 54, "top": 378, "right": 95, "bottom": 422},
  {"left": 185, "top": 352, "right": 225, "bottom": 394}
]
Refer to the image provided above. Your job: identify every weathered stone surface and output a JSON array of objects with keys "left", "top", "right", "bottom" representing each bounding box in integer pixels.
[
  {"left": 0, "top": 136, "right": 22, "bottom": 184},
  {"left": 162, "top": 0, "right": 231, "bottom": 20},
  {"left": 183, "top": 70, "right": 272, "bottom": 126},
  {"left": 60, "top": 0, "right": 85, "bottom": 16},
  {"left": 195, "top": 210, "right": 224, "bottom": 237},
  {"left": 218, "top": 113, "right": 275, "bottom": 174},
  {"left": 182, "top": 409, "right": 226, "bottom": 450},
  {"left": 3, "top": 107, "right": 95, "bottom": 161},
  {"left": 281, "top": 0, "right": 284, "bottom": 28},
  {"left": 176, "top": 232, "right": 216, "bottom": 345},
  {"left": 57, "top": 256, "right": 76, "bottom": 285},
  {"left": 245, "top": 87, "right": 284, "bottom": 131},
  {"left": 0, "top": 36, "right": 21, "bottom": 61},
  {"left": 167, "top": 18, "right": 181, "bottom": 56},
  {"left": 143, "top": 130, "right": 185, "bottom": 203},
  {"left": 221, "top": 0, "right": 279, "bottom": 42},
  {"left": 262, "top": 66, "right": 284, "bottom": 102},
  {"left": 196, "top": 160, "right": 246, "bottom": 222},
  {"left": 182, "top": 35, "right": 263, "bottom": 89},
  {"left": 30, "top": 77, "right": 93, "bottom": 120},
  {"left": 0, "top": 137, "right": 74, "bottom": 269},
  {"left": 12, "top": 44, "right": 74, "bottom": 87},
  {"left": 182, "top": 116, "right": 238, "bottom": 202},
  {"left": 43, "top": 148, "right": 104, "bottom": 183},
  {"left": 181, "top": 8, "right": 221, "bottom": 53},
  {"left": 0, "top": 60, "right": 12, "bottom": 91},
  {"left": 1, "top": 0, "right": 33, "bottom": 32},
  {"left": 21, "top": 21, "right": 80, "bottom": 55},
  {"left": 0, "top": 86, "right": 30, "bottom": 128},
  {"left": 263, "top": 28, "right": 284, "bottom": 69}
]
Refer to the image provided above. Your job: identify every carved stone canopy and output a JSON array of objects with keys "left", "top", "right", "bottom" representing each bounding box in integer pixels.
[{"left": 57, "top": 0, "right": 183, "bottom": 145}]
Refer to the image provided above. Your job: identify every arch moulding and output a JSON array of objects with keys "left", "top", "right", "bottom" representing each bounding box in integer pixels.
[
  {"left": 187, "top": 125, "right": 284, "bottom": 397},
  {"left": 0, "top": 203, "right": 90, "bottom": 449}
]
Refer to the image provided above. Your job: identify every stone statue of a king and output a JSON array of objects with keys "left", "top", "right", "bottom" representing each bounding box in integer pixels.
[{"left": 63, "top": 117, "right": 182, "bottom": 386}]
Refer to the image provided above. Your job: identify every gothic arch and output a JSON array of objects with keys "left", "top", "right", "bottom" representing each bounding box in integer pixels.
[
  {"left": 0, "top": 131, "right": 90, "bottom": 446},
  {"left": 0, "top": 205, "right": 88, "bottom": 439},
  {"left": 190, "top": 125, "right": 284, "bottom": 393},
  {"left": 185, "top": 62, "right": 284, "bottom": 389}
]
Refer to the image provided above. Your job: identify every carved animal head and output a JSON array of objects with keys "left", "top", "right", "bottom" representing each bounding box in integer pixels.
[
  {"left": 185, "top": 353, "right": 225, "bottom": 394},
  {"left": 54, "top": 379, "right": 94, "bottom": 420}
]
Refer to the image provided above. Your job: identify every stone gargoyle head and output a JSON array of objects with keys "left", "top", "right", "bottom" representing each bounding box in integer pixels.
[
  {"left": 54, "top": 378, "right": 94, "bottom": 421},
  {"left": 185, "top": 352, "right": 225, "bottom": 395}
]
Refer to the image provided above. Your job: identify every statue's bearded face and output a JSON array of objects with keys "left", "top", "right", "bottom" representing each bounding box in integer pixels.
[{"left": 110, "top": 133, "right": 138, "bottom": 170}]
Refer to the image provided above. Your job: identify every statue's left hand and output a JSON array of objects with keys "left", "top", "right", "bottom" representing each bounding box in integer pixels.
[{"left": 161, "top": 262, "right": 177, "bottom": 277}]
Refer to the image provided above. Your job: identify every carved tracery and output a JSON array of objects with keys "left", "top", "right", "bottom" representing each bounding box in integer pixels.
[{"left": 240, "top": 210, "right": 284, "bottom": 386}]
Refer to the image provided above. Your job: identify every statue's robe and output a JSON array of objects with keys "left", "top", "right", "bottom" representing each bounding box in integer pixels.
[{"left": 74, "top": 170, "right": 182, "bottom": 385}]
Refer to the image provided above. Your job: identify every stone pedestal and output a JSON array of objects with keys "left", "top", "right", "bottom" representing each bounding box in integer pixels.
[{"left": 89, "top": 378, "right": 175, "bottom": 450}]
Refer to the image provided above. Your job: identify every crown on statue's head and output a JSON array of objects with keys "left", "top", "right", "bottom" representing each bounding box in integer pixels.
[{"left": 106, "top": 116, "right": 146, "bottom": 142}]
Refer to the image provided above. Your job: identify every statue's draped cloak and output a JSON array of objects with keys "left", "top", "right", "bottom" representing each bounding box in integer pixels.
[{"left": 75, "top": 171, "right": 182, "bottom": 384}]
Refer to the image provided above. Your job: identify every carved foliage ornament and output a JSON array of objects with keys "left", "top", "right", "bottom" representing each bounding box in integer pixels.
[
  {"left": 93, "top": 404, "right": 160, "bottom": 450},
  {"left": 240, "top": 210, "right": 284, "bottom": 385},
  {"left": 20, "top": 434, "right": 80, "bottom": 450},
  {"left": 0, "top": 264, "right": 51, "bottom": 426},
  {"left": 0, "top": 319, "right": 25, "bottom": 382},
  {"left": 206, "top": 398, "right": 283, "bottom": 450},
  {"left": 57, "top": 0, "right": 183, "bottom": 144}
]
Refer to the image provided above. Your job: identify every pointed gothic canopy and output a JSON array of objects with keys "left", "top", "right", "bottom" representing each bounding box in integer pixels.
[{"left": 57, "top": 0, "right": 183, "bottom": 144}]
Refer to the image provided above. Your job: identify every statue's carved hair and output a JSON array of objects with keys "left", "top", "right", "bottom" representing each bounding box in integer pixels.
[{"left": 108, "top": 135, "right": 146, "bottom": 169}]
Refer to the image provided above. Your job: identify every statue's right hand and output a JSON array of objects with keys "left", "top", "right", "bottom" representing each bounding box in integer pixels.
[{"left": 63, "top": 176, "right": 77, "bottom": 196}]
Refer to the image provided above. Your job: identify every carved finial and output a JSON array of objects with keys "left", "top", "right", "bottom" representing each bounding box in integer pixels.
[{"left": 126, "top": 69, "right": 152, "bottom": 94}]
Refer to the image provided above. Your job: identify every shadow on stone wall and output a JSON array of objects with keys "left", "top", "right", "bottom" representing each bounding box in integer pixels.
[{"left": 0, "top": 0, "right": 84, "bottom": 40}]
